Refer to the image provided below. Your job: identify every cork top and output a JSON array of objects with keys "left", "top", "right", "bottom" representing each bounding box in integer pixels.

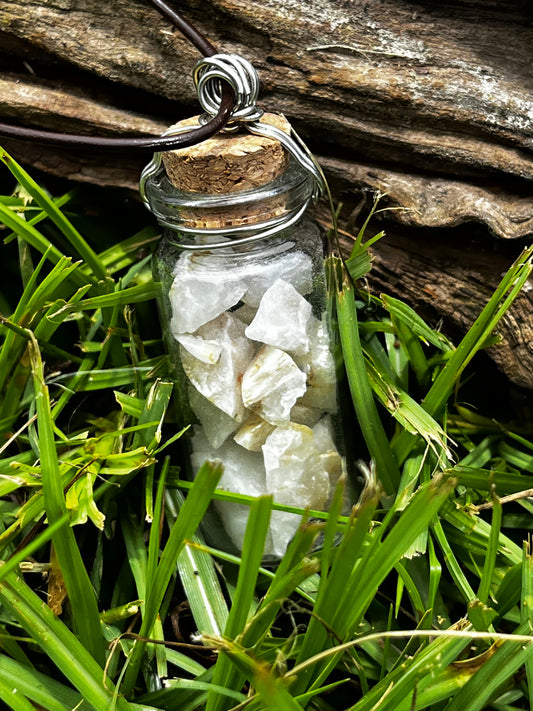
[{"left": 161, "top": 113, "right": 291, "bottom": 194}]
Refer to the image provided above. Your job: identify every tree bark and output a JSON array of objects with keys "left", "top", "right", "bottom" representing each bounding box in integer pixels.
[{"left": 0, "top": 0, "right": 532, "bottom": 386}]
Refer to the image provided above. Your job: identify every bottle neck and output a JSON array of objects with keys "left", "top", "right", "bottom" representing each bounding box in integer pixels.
[{"left": 145, "top": 156, "right": 314, "bottom": 250}]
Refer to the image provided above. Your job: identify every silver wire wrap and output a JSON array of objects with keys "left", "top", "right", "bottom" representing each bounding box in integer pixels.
[
  {"left": 194, "top": 54, "right": 264, "bottom": 125},
  {"left": 140, "top": 52, "right": 326, "bottom": 234},
  {"left": 159, "top": 198, "right": 312, "bottom": 251}
]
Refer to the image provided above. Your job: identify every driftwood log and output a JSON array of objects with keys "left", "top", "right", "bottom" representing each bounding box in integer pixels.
[{"left": 0, "top": 0, "right": 532, "bottom": 388}]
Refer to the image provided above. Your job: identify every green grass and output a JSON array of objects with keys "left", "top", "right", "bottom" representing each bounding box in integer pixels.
[{"left": 1, "top": 148, "right": 533, "bottom": 710}]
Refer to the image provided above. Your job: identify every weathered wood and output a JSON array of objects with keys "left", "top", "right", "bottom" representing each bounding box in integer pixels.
[
  {"left": 0, "top": 0, "right": 532, "bottom": 387},
  {"left": 1, "top": 0, "right": 532, "bottom": 237},
  {"left": 323, "top": 157, "right": 533, "bottom": 241}
]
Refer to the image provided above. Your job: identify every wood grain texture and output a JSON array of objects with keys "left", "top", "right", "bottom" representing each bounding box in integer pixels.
[{"left": 0, "top": 0, "right": 532, "bottom": 235}]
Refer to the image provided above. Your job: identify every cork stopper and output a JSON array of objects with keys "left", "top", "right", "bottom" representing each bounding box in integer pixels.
[{"left": 161, "top": 113, "right": 291, "bottom": 194}]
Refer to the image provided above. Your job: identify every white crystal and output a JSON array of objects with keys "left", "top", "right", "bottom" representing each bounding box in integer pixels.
[
  {"left": 240, "top": 251, "right": 313, "bottom": 307},
  {"left": 169, "top": 252, "right": 246, "bottom": 334},
  {"left": 191, "top": 428, "right": 271, "bottom": 552},
  {"left": 263, "top": 423, "right": 331, "bottom": 557},
  {"left": 177, "top": 333, "right": 222, "bottom": 364},
  {"left": 296, "top": 314, "right": 338, "bottom": 413},
  {"left": 268, "top": 510, "right": 303, "bottom": 558},
  {"left": 191, "top": 428, "right": 266, "bottom": 496},
  {"left": 245, "top": 279, "right": 313, "bottom": 356},
  {"left": 319, "top": 451, "right": 344, "bottom": 488},
  {"left": 181, "top": 312, "right": 255, "bottom": 420},
  {"left": 242, "top": 346, "right": 307, "bottom": 424},
  {"left": 233, "top": 413, "right": 276, "bottom": 451},
  {"left": 189, "top": 386, "right": 240, "bottom": 449},
  {"left": 312, "top": 416, "right": 336, "bottom": 452},
  {"left": 313, "top": 417, "right": 344, "bottom": 486},
  {"left": 263, "top": 423, "right": 330, "bottom": 503}
]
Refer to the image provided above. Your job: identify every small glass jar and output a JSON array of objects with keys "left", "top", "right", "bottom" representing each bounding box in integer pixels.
[{"left": 146, "top": 155, "right": 349, "bottom": 560}]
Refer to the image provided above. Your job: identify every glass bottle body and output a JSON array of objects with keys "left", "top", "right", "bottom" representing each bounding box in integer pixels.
[{"left": 149, "top": 160, "right": 348, "bottom": 560}]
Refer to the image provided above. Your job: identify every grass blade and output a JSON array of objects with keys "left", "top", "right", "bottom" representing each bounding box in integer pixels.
[
  {"left": 206, "top": 495, "right": 273, "bottom": 711},
  {"left": 0, "top": 570, "right": 132, "bottom": 710},
  {"left": 121, "top": 460, "right": 223, "bottom": 694},
  {"left": 0, "top": 678, "right": 37, "bottom": 711},
  {"left": 423, "top": 245, "right": 533, "bottom": 419},
  {"left": 254, "top": 669, "right": 305, "bottom": 711},
  {"left": 0, "top": 149, "right": 106, "bottom": 280},
  {"left": 522, "top": 540, "right": 533, "bottom": 710},
  {"left": 166, "top": 488, "right": 229, "bottom": 637},
  {"left": 0, "top": 652, "right": 87, "bottom": 711},
  {"left": 381, "top": 294, "right": 453, "bottom": 352},
  {"left": 348, "top": 625, "right": 471, "bottom": 711},
  {"left": 477, "top": 496, "right": 502, "bottom": 605},
  {"left": 445, "top": 622, "right": 533, "bottom": 711},
  {"left": 293, "top": 482, "right": 380, "bottom": 695},
  {"left": 336, "top": 271, "right": 401, "bottom": 494},
  {"left": 28, "top": 335, "right": 105, "bottom": 665},
  {"left": 0, "top": 202, "right": 65, "bottom": 266},
  {"left": 303, "top": 476, "right": 455, "bottom": 693}
]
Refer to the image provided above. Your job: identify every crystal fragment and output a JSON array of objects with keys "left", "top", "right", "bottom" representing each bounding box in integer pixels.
[
  {"left": 263, "top": 423, "right": 330, "bottom": 501},
  {"left": 233, "top": 413, "right": 276, "bottom": 451},
  {"left": 240, "top": 251, "right": 313, "bottom": 307},
  {"left": 191, "top": 427, "right": 266, "bottom": 496},
  {"left": 312, "top": 416, "right": 336, "bottom": 452},
  {"left": 189, "top": 386, "right": 240, "bottom": 449},
  {"left": 169, "top": 252, "right": 246, "bottom": 334},
  {"left": 245, "top": 279, "right": 313, "bottom": 355},
  {"left": 267, "top": 510, "right": 301, "bottom": 559},
  {"left": 177, "top": 333, "right": 222, "bottom": 364},
  {"left": 242, "top": 346, "right": 307, "bottom": 424},
  {"left": 263, "top": 423, "right": 330, "bottom": 557},
  {"left": 296, "top": 314, "right": 337, "bottom": 413},
  {"left": 191, "top": 428, "right": 272, "bottom": 553},
  {"left": 313, "top": 417, "right": 344, "bottom": 486},
  {"left": 181, "top": 312, "right": 254, "bottom": 421}
]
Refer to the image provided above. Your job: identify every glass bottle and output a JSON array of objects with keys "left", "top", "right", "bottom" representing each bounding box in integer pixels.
[{"left": 145, "top": 137, "right": 349, "bottom": 561}]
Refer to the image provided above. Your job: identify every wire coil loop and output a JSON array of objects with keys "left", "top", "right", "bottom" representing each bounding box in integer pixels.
[{"left": 194, "top": 54, "right": 264, "bottom": 125}]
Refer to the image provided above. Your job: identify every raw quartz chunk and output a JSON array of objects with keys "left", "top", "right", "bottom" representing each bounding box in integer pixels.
[
  {"left": 169, "top": 252, "right": 246, "bottom": 334},
  {"left": 190, "top": 428, "right": 274, "bottom": 554},
  {"left": 245, "top": 279, "right": 313, "bottom": 356},
  {"left": 313, "top": 416, "right": 344, "bottom": 487},
  {"left": 240, "top": 251, "right": 313, "bottom": 307},
  {"left": 177, "top": 333, "right": 222, "bottom": 364},
  {"left": 263, "top": 422, "right": 331, "bottom": 558},
  {"left": 233, "top": 412, "right": 275, "bottom": 451},
  {"left": 180, "top": 312, "right": 254, "bottom": 421},
  {"left": 296, "top": 313, "right": 338, "bottom": 413},
  {"left": 189, "top": 386, "right": 240, "bottom": 449},
  {"left": 241, "top": 345, "right": 307, "bottom": 424}
]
